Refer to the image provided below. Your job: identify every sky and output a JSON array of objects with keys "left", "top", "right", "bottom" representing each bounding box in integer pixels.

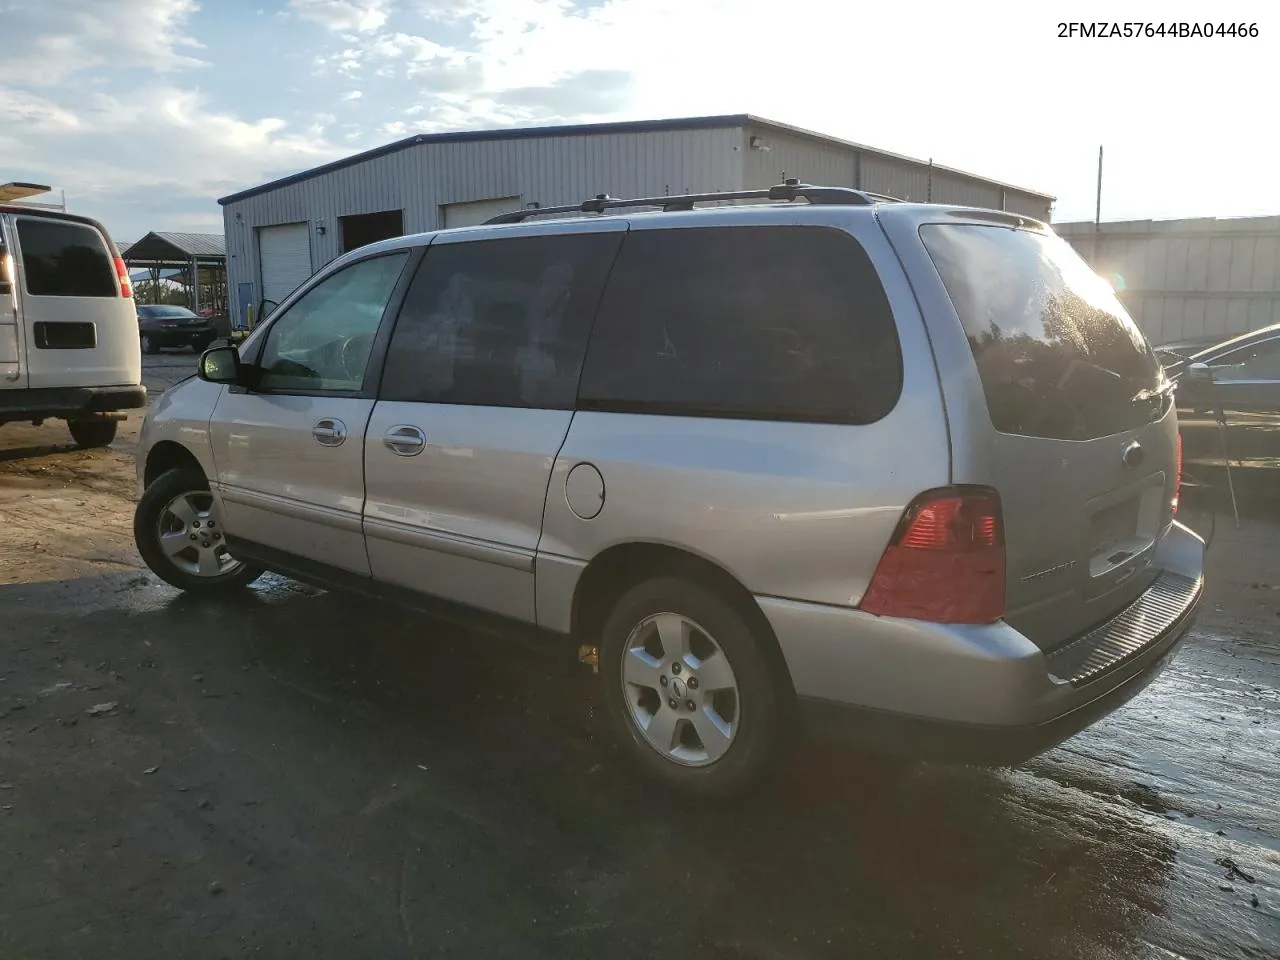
[{"left": 2, "top": 0, "right": 1277, "bottom": 242}]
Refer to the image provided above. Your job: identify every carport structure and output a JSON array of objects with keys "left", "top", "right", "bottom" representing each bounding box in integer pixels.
[{"left": 121, "top": 232, "right": 226, "bottom": 316}]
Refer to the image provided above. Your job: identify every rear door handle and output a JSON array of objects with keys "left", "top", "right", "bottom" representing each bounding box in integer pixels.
[
  {"left": 312, "top": 418, "right": 347, "bottom": 447},
  {"left": 383, "top": 424, "right": 426, "bottom": 457}
]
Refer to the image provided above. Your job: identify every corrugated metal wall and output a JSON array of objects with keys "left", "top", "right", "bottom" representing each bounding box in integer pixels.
[
  {"left": 1056, "top": 217, "right": 1280, "bottom": 345},
  {"left": 740, "top": 125, "right": 1052, "bottom": 220},
  {"left": 222, "top": 127, "right": 744, "bottom": 324},
  {"left": 223, "top": 121, "right": 1055, "bottom": 327}
]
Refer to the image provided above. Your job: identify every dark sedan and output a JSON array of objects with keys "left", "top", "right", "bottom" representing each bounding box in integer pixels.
[
  {"left": 1168, "top": 323, "right": 1280, "bottom": 474},
  {"left": 136, "top": 305, "right": 216, "bottom": 354},
  {"left": 1153, "top": 334, "right": 1224, "bottom": 368}
]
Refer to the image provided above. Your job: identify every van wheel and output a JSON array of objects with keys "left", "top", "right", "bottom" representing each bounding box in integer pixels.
[
  {"left": 598, "top": 578, "right": 787, "bottom": 798},
  {"left": 134, "top": 467, "right": 263, "bottom": 592},
  {"left": 68, "top": 419, "right": 117, "bottom": 448},
  {"left": 141, "top": 335, "right": 159, "bottom": 355}
]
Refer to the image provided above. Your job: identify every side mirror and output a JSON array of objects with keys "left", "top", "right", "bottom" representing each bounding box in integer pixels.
[
  {"left": 199, "top": 345, "right": 242, "bottom": 385},
  {"left": 1187, "top": 362, "right": 1212, "bottom": 382}
]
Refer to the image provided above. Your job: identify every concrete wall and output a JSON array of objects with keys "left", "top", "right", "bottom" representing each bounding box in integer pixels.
[{"left": 1057, "top": 217, "right": 1280, "bottom": 345}]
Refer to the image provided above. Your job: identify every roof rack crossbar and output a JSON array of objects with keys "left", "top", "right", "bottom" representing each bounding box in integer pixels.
[{"left": 482, "top": 181, "right": 900, "bottom": 225}]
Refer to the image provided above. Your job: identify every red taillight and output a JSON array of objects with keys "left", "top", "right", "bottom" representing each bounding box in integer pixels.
[
  {"left": 1172, "top": 433, "right": 1183, "bottom": 515},
  {"left": 860, "top": 487, "right": 1005, "bottom": 624},
  {"left": 112, "top": 256, "right": 132, "bottom": 298}
]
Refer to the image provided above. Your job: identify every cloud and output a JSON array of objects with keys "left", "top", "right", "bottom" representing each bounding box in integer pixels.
[
  {"left": 341, "top": 90, "right": 364, "bottom": 101},
  {"left": 290, "top": 0, "right": 392, "bottom": 33},
  {"left": 0, "top": 88, "right": 82, "bottom": 132},
  {"left": 495, "top": 69, "right": 630, "bottom": 116},
  {"left": 2, "top": 0, "right": 205, "bottom": 86},
  {"left": 1, "top": 81, "right": 348, "bottom": 236}
]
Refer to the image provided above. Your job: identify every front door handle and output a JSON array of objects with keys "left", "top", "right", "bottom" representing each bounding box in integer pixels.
[
  {"left": 383, "top": 424, "right": 426, "bottom": 457},
  {"left": 312, "top": 418, "right": 347, "bottom": 447}
]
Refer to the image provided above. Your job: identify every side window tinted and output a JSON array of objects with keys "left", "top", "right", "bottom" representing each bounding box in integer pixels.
[
  {"left": 258, "top": 252, "right": 409, "bottom": 393},
  {"left": 380, "top": 232, "right": 622, "bottom": 408},
  {"left": 577, "top": 226, "right": 903, "bottom": 424},
  {"left": 16, "top": 219, "right": 117, "bottom": 298},
  {"left": 1214, "top": 338, "right": 1280, "bottom": 381}
]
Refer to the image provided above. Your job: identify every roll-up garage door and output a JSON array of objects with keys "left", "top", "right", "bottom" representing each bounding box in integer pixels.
[
  {"left": 441, "top": 197, "right": 523, "bottom": 229},
  {"left": 258, "top": 223, "right": 313, "bottom": 306}
]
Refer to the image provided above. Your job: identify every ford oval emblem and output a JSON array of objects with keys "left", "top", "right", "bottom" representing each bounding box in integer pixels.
[{"left": 1122, "top": 440, "right": 1144, "bottom": 468}]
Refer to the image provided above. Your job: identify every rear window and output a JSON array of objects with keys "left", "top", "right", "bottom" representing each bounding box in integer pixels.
[
  {"left": 17, "top": 218, "right": 117, "bottom": 298},
  {"left": 921, "top": 223, "right": 1166, "bottom": 441},
  {"left": 577, "top": 225, "right": 903, "bottom": 424}
]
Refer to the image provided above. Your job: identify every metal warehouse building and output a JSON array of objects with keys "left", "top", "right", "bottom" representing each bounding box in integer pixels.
[
  {"left": 218, "top": 114, "right": 1055, "bottom": 328},
  {"left": 1057, "top": 216, "right": 1280, "bottom": 346}
]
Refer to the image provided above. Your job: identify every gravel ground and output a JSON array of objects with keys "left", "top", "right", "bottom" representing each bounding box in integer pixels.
[{"left": 0, "top": 355, "right": 1276, "bottom": 959}]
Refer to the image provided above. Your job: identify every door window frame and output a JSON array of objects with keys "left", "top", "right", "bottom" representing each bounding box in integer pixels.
[
  {"left": 236, "top": 244, "right": 427, "bottom": 400},
  {"left": 376, "top": 225, "right": 628, "bottom": 411}
]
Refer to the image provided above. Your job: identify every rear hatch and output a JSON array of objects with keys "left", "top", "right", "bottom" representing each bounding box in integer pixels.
[{"left": 915, "top": 219, "right": 1177, "bottom": 651}]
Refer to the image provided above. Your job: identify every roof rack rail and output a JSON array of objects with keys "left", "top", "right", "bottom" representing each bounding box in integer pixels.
[{"left": 482, "top": 180, "right": 900, "bottom": 225}]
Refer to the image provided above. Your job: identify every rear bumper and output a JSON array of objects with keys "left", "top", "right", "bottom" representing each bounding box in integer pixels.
[
  {"left": 0, "top": 384, "right": 147, "bottom": 422},
  {"left": 760, "top": 520, "right": 1206, "bottom": 765}
]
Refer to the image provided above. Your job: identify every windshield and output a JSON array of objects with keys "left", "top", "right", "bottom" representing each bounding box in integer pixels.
[
  {"left": 921, "top": 223, "right": 1167, "bottom": 441},
  {"left": 139, "top": 305, "right": 197, "bottom": 318}
]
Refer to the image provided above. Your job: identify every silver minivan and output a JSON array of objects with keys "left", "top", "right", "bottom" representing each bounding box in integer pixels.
[
  {"left": 0, "top": 206, "right": 144, "bottom": 446},
  {"left": 132, "top": 184, "right": 1205, "bottom": 796}
]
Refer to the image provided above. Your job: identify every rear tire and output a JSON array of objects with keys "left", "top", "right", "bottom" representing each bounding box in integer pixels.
[
  {"left": 134, "top": 467, "right": 264, "bottom": 593},
  {"left": 141, "top": 334, "right": 159, "bottom": 355},
  {"left": 598, "top": 577, "right": 788, "bottom": 799},
  {"left": 68, "top": 419, "right": 117, "bottom": 448}
]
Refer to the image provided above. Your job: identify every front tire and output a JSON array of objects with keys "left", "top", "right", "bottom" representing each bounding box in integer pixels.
[
  {"left": 68, "top": 419, "right": 118, "bottom": 448},
  {"left": 134, "top": 467, "right": 263, "bottom": 592},
  {"left": 598, "top": 577, "right": 788, "bottom": 798}
]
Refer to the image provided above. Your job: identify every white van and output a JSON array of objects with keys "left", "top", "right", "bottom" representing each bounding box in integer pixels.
[{"left": 0, "top": 206, "right": 144, "bottom": 447}]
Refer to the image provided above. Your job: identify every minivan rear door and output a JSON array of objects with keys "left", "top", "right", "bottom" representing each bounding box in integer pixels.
[
  {"left": 886, "top": 212, "right": 1178, "bottom": 651},
  {"left": 10, "top": 213, "right": 140, "bottom": 389},
  {"left": 0, "top": 214, "right": 26, "bottom": 389}
]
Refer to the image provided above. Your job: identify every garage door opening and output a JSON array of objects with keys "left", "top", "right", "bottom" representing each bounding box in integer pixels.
[
  {"left": 341, "top": 210, "right": 404, "bottom": 253},
  {"left": 258, "top": 222, "right": 313, "bottom": 308}
]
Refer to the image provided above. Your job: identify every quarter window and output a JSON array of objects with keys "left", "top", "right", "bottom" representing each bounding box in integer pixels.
[
  {"left": 576, "top": 226, "right": 903, "bottom": 423},
  {"left": 257, "top": 252, "right": 409, "bottom": 393},
  {"left": 380, "top": 232, "right": 623, "bottom": 408}
]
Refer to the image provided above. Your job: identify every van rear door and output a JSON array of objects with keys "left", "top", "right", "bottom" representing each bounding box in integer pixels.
[
  {"left": 904, "top": 216, "right": 1177, "bottom": 651},
  {"left": 10, "top": 212, "right": 141, "bottom": 390}
]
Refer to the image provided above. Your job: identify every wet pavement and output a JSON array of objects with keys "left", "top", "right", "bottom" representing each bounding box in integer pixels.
[{"left": 0, "top": 366, "right": 1278, "bottom": 958}]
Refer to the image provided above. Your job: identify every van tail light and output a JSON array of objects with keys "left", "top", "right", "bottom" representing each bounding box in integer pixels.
[
  {"left": 860, "top": 487, "right": 1005, "bottom": 624},
  {"left": 112, "top": 256, "right": 133, "bottom": 298},
  {"left": 1172, "top": 433, "right": 1183, "bottom": 515}
]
